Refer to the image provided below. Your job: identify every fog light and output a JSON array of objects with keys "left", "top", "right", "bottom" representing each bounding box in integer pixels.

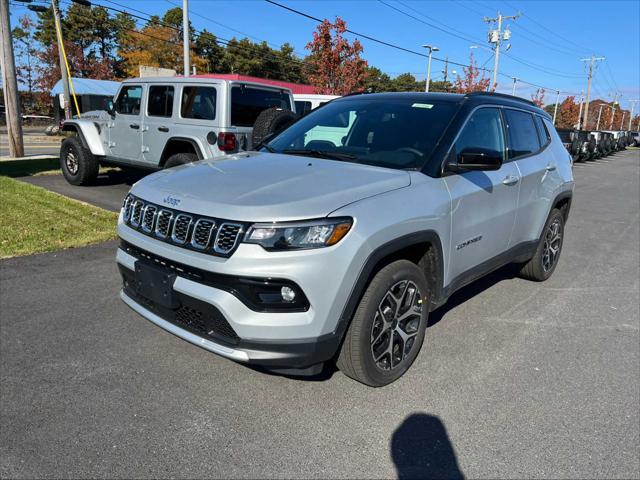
[{"left": 281, "top": 286, "right": 296, "bottom": 302}]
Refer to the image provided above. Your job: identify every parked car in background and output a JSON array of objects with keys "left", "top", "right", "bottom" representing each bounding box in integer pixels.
[
  {"left": 556, "top": 128, "right": 581, "bottom": 162},
  {"left": 630, "top": 131, "right": 640, "bottom": 146},
  {"left": 116, "top": 91, "right": 574, "bottom": 387},
  {"left": 293, "top": 94, "right": 339, "bottom": 116},
  {"left": 59, "top": 77, "right": 296, "bottom": 185},
  {"left": 576, "top": 130, "right": 597, "bottom": 161}
]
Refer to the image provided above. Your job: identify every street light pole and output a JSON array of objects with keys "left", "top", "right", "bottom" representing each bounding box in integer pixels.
[
  {"left": 577, "top": 92, "right": 584, "bottom": 129},
  {"left": 609, "top": 93, "right": 620, "bottom": 130},
  {"left": 552, "top": 89, "right": 561, "bottom": 125},
  {"left": 619, "top": 111, "right": 626, "bottom": 130},
  {"left": 628, "top": 100, "right": 639, "bottom": 130},
  {"left": 596, "top": 104, "right": 605, "bottom": 130},
  {"left": 423, "top": 44, "right": 439, "bottom": 92},
  {"left": 511, "top": 77, "right": 518, "bottom": 96}
]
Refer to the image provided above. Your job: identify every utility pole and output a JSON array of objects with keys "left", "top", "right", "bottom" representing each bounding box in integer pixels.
[
  {"left": 183, "top": 0, "right": 190, "bottom": 76},
  {"left": 579, "top": 55, "right": 605, "bottom": 131},
  {"left": 484, "top": 11, "right": 519, "bottom": 90},
  {"left": 442, "top": 56, "right": 449, "bottom": 82},
  {"left": 596, "top": 104, "right": 605, "bottom": 130},
  {"left": 628, "top": 100, "right": 638, "bottom": 130},
  {"left": 511, "top": 77, "right": 518, "bottom": 96},
  {"left": 422, "top": 44, "right": 439, "bottom": 92},
  {"left": 609, "top": 92, "right": 620, "bottom": 130},
  {"left": 51, "top": 0, "right": 71, "bottom": 120},
  {"left": 0, "top": 0, "right": 24, "bottom": 157},
  {"left": 577, "top": 91, "right": 584, "bottom": 129},
  {"left": 552, "top": 89, "right": 561, "bottom": 125},
  {"left": 619, "top": 111, "right": 626, "bottom": 130}
]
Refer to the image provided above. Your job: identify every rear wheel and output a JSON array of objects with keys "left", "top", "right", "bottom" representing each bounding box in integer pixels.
[
  {"left": 164, "top": 152, "right": 198, "bottom": 168},
  {"left": 60, "top": 136, "right": 98, "bottom": 185},
  {"left": 337, "top": 260, "right": 429, "bottom": 387},
  {"left": 519, "top": 208, "right": 564, "bottom": 281}
]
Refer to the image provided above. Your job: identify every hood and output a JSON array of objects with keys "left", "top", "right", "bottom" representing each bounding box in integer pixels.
[{"left": 131, "top": 152, "right": 411, "bottom": 222}]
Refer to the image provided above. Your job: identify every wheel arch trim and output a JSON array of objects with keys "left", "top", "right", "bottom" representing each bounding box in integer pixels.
[
  {"left": 160, "top": 136, "right": 205, "bottom": 165},
  {"left": 61, "top": 120, "right": 106, "bottom": 156},
  {"left": 335, "top": 230, "right": 445, "bottom": 340}
]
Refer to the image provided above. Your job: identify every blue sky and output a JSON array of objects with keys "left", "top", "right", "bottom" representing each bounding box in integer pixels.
[{"left": 9, "top": 0, "right": 640, "bottom": 110}]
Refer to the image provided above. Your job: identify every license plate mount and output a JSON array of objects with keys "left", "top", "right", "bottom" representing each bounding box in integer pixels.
[{"left": 134, "top": 261, "right": 178, "bottom": 309}]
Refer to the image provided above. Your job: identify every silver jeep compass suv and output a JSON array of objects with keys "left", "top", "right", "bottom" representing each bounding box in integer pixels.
[{"left": 117, "top": 92, "right": 574, "bottom": 386}]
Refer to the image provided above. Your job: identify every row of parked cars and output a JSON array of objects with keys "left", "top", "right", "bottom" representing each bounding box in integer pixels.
[{"left": 557, "top": 128, "right": 638, "bottom": 163}]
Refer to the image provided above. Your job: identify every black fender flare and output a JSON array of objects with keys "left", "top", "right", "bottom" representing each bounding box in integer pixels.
[
  {"left": 334, "top": 230, "right": 445, "bottom": 341},
  {"left": 551, "top": 190, "right": 573, "bottom": 221},
  {"left": 61, "top": 123, "right": 89, "bottom": 150},
  {"left": 160, "top": 137, "right": 204, "bottom": 165}
]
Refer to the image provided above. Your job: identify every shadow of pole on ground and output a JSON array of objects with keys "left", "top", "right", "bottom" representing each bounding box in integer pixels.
[{"left": 391, "top": 413, "right": 464, "bottom": 480}]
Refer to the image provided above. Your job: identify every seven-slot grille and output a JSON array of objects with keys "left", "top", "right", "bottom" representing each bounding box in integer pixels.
[{"left": 121, "top": 194, "right": 244, "bottom": 257}]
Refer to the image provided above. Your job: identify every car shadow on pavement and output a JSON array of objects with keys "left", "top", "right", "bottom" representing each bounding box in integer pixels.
[
  {"left": 93, "top": 168, "right": 147, "bottom": 186},
  {"left": 391, "top": 413, "right": 464, "bottom": 479},
  {"left": 428, "top": 263, "right": 521, "bottom": 328}
]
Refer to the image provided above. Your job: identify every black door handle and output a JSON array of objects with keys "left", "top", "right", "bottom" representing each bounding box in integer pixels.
[
  {"left": 130, "top": 123, "right": 140, "bottom": 130},
  {"left": 158, "top": 126, "right": 169, "bottom": 132}
]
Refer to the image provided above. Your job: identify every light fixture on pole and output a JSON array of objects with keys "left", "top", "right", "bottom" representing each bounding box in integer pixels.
[{"left": 422, "top": 44, "right": 439, "bottom": 92}]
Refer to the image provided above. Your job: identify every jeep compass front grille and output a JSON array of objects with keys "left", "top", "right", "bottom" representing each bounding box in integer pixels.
[{"left": 121, "top": 194, "right": 245, "bottom": 257}]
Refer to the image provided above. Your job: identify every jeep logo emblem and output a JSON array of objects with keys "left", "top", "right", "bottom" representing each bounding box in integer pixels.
[{"left": 163, "top": 195, "right": 181, "bottom": 207}]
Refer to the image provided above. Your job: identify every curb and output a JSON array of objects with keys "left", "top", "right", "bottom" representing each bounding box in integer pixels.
[{"left": 0, "top": 155, "right": 59, "bottom": 162}]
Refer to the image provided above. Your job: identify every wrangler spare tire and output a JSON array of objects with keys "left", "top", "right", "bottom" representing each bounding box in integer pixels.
[{"left": 251, "top": 107, "right": 297, "bottom": 148}]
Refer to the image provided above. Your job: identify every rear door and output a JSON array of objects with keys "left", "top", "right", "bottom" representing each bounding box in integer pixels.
[
  {"left": 108, "top": 84, "right": 144, "bottom": 162},
  {"left": 142, "top": 84, "right": 175, "bottom": 165},
  {"left": 507, "top": 110, "right": 562, "bottom": 244},
  {"left": 444, "top": 107, "right": 521, "bottom": 281}
]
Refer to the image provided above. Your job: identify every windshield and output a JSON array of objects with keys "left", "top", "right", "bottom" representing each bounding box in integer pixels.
[{"left": 265, "top": 97, "right": 459, "bottom": 170}]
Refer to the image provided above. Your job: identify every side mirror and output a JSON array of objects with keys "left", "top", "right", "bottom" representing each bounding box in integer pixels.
[
  {"left": 106, "top": 101, "right": 115, "bottom": 117},
  {"left": 447, "top": 148, "right": 503, "bottom": 172}
]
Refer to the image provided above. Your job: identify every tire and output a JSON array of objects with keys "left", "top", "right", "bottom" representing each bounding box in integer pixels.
[
  {"left": 251, "top": 107, "right": 297, "bottom": 148},
  {"left": 519, "top": 208, "right": 565, "bottom": 281},
  {"left": 336, "top": 260, "right": 429, "bottom": 387},
  {"left": 164, "top": 152, "right": 198, "bottom": 168},
  {"left": 60, "top": 136, "right": 98, "bottom": 186}
]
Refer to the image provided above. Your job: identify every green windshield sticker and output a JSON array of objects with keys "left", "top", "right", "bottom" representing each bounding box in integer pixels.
[{"left": 412, "top": 103, "right": 434, "bottom": 109}]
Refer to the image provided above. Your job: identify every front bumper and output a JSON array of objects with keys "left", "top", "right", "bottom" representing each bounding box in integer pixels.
[{"left": 116, "top": 242, "right": 344, "bottom": 369}]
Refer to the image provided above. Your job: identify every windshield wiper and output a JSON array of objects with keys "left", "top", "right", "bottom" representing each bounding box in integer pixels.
[{"left": 282, "top": 149, "right": 357, "bottom": 162}]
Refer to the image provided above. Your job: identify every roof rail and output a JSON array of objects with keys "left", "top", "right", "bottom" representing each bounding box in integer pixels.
[{"left": 465, "top": 91, "right": 538, "bottom": 107}]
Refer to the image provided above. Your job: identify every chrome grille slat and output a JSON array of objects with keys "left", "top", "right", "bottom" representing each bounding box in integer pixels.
[
  {"left": 130, "top": 200, "right": 144, "bottom": 227},
  {"left": 123, "top": 195, "right": 243, "bottom": 257},
  {"left": 122, "top": 195, "right": 134, "bottom": 222},
  {"left": 141, "top": 205, "right": 157, "bottom": 233},
  {"left": 191, "top": 219, "right": 216, "bottom": 250},
  {"left": 171, "top": 214, "right": 192, "bottom": 244},
  {"left": 214, "top": 223, "right": 243, "bottom": 254},
  {"left": 154, "top": 210, "right": 173, "bottom": 239}
]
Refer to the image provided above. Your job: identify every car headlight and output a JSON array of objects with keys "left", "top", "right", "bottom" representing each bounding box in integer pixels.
[{"left": 244, "top": 217, "right": 352, "bottom": 251}]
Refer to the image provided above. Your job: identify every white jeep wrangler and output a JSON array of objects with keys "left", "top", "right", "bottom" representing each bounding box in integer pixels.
[{"left": 60, "top": 77, "right": 296, "bottom": 185}]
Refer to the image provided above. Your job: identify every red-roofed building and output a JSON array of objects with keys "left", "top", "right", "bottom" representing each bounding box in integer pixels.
[{"left": 192, "top": 74, "right": 317, "bottom": 94}]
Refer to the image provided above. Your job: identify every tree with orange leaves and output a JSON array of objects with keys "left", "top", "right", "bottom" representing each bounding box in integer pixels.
[
  {"left": 453, "top": 53, "right": 491, "bottom": 93},
  {"left": 305, "top": 17, "right": 368, "bottom": 95}
]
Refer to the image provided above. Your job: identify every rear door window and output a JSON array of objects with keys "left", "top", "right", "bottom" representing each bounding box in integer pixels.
[
  {"left": 231, "top": 87, "right": 292, "bottom": 126},
  {"left": 115, "top": 85, "right": 142, "bottom": 115},
  {"left": 147, "top": 85, "right": 174, "bottom": 117},
  {"left": 181, "top": 86, "right": 217, "bottom": 120},
  {"left": 503, "top": 109, "right": 542, "bottom": 159},
  {"left": 295, "top": 101, "right": 312, "bottom": 115}
]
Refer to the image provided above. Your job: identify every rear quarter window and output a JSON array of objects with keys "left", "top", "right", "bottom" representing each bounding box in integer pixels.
[
  {"left": 503, "top": 109, "right": 542, "bottom": 159},
  {"left": 231, "top": 87, "right": 292, "bottom": 127},
  {"left": 181, "top": 86, "right": 217, "bottom": 120}
]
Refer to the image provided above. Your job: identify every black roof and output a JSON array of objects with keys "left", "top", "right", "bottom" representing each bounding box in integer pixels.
[{"left": 334, "top": 90, "right": 550, "bottom": 118}]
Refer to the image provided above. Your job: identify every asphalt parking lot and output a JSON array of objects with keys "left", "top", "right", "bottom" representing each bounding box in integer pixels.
[{"left": 1, "top": 150, "right": 639, "bottom": 479}]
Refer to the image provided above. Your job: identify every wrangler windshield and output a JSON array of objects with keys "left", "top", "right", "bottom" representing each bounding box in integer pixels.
[{"left": 265, "top": 97, "right": 459, "bottom": 170}]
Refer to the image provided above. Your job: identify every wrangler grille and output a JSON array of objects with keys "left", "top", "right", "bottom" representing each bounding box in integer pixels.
[{"left": 121, "top": 194, "right": 245, "bottom": 257}]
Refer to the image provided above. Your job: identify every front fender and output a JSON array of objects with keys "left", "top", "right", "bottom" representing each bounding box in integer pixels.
[{"left": 62, "top": 119, "right": 106, "bottom": 157}]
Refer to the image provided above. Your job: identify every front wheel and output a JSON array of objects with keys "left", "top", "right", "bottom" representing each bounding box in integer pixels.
[
  {"left": 519, "top": 208, "right": 565, "bottom": 281},
  {"left": 60, "top": 136, "right": 98, "bottom": 185},
  {"left": 337, "top": 260, "right": 429, "bottom": 387}
]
